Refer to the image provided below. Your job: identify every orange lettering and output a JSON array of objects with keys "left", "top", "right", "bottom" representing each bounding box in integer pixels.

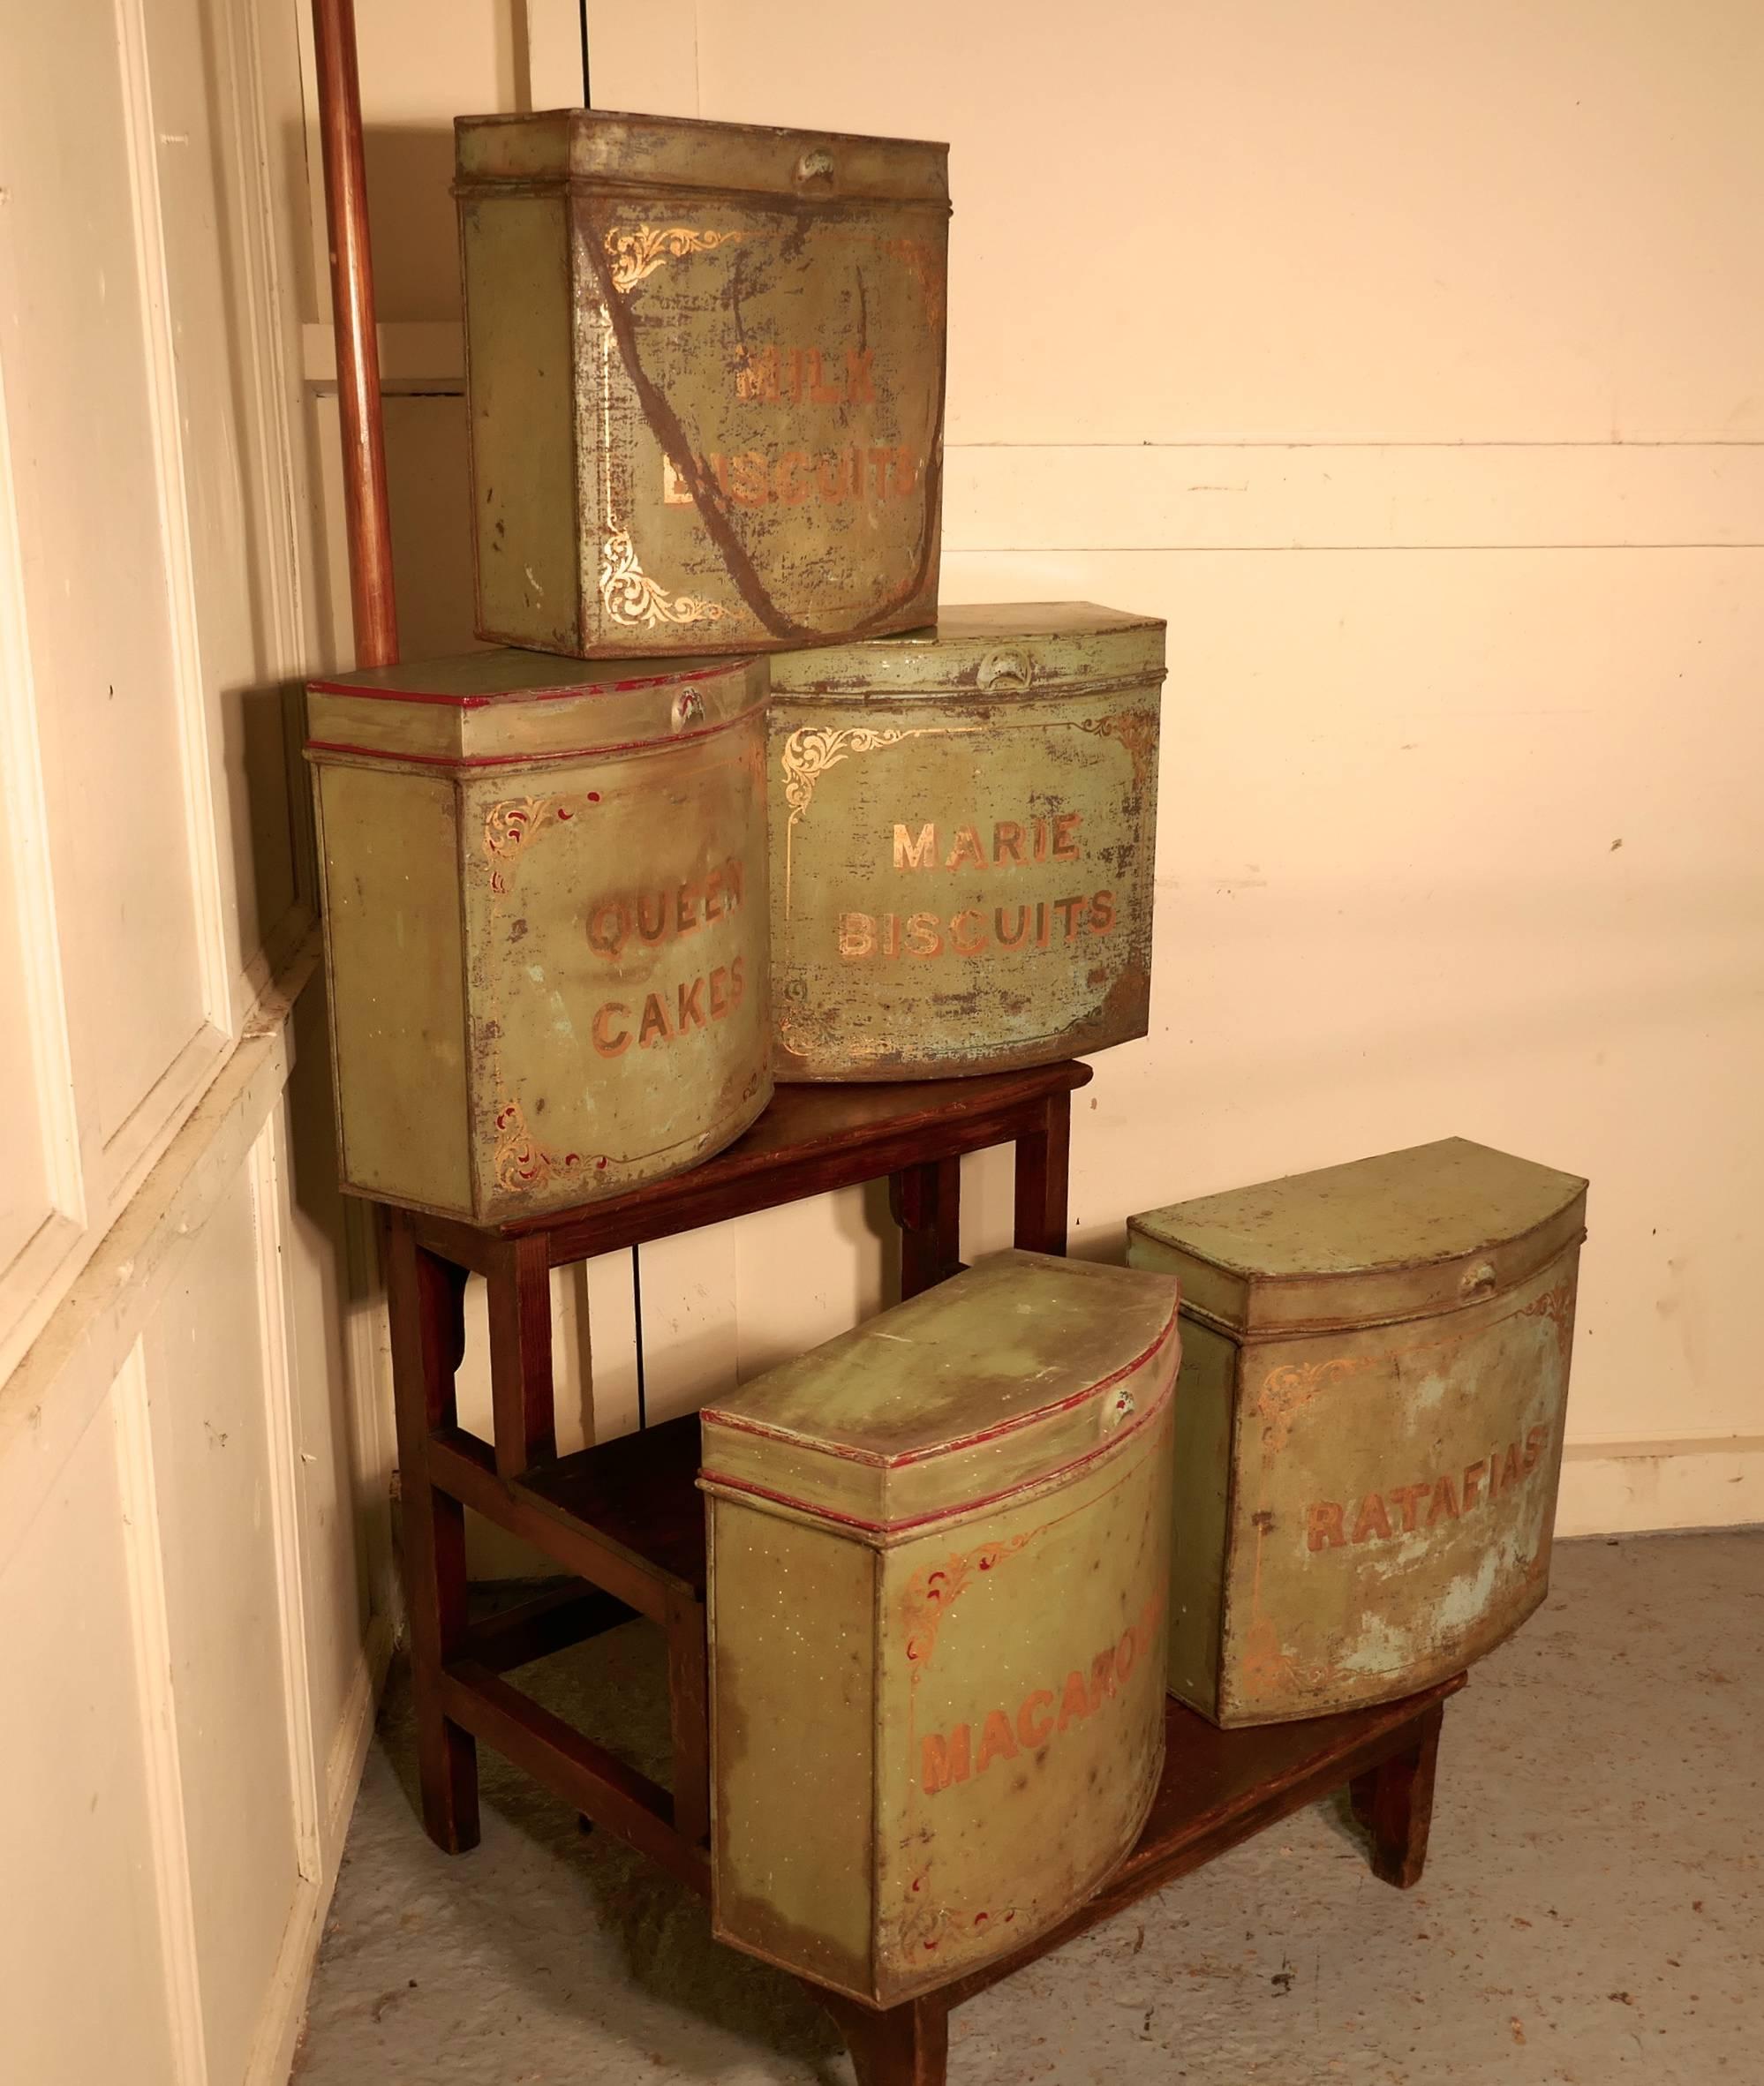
[
  {"left": 893, "top": 823, "right": 937, "bottom": 871},
  {"left": 1113, "top": 1628, "right": 1138, "bottom": 1683},
  {"left": 1461, "top": 1459, "right": 1487, "bottom": 1512},
  {"left": 1523, "top": 1424, "right": 1548, "bottom": 1472},
  {"left": 993, "top": 820, "right": 1025, "bottom": 865},
  {"left": 775, "top": 449, "right": 809, "bottom": 503},
  {"left": 945, "top": 826, "right": 986, "bottom": 873},
  {"left": 976, "top": 1708, "right": 1019, "bottom": 1773},
  {"left": 637, "top": 893, "right": 668, "bottom": 943},
  {"left": 637, "top": 993, "right": 671, "bottom": 1049},
  {"left": 816, "top": 451, "right": 848, "bottom": 501},
  {"left": 1426, "top": 1475, "right": 1460, "bottom": 1526},
  {"left": 675, "top": 882, "right": 700, "bottom": 936},
  {"left": 949, "top": 908, "right": 987, "bottom": 955},
  {"left": 807, "top": 348, "right": 841, "bottom": 404},
  {"left": 586, "top": 899, "right": 629, "bottom": 960},
  {"left": 730, "top": 450, "right": 769, "bottom": 506},
  {"left": 1017, "top": 1690, "right": 1055, "bottom": 1748},
  {"left": 839, "top": 912, "right": 876, "bottom": 959},
  {"left": 730, "top": 953, "right": 746, "bottom": 1007},
  {"left": 1052, "top": 812, "right": 1082, "bottom": 862},
  {"left": 736, "top": 345, "right": 780, "bottom": 402},
  {"left": 1057, "top": 1668, "right": 1089, "bottom": 1731},
  {"left": 904, "top": 912, "right": 942, "bottom": 958},
  {"left": 1055, "top": 894, "right": 1087, "bottom": 942},
  {"left": 921, "top": 1726, "right": 971, "bottom": 1795},
  {"left": 708, "top": 967, "right": 729, "bottom": 1020},
  {"left": 1089, "top": 889, "right": 1116, "bottom": 935},
  {"left": 1500, "top": 1442, "right": 1523, "bottom": 1492},
  {"left": 676, "top": 976, "right": 705, "bottom": 1032},
  {"left": 995, "top": 904, "right": 1031, "bottom": 950},
  {"left": 591, "top": 1002, "right": 631, "bottom": 1058},
  {"left": 1351, "top": 1492, "right": 1393, "bottom": 1544},
  {"left": 1307, "top": 1502, "right": 1346, "bottom": 1551},
  {"left": 1088, "top": 1651, "right": 1117, "bottom": 1713},
  {"left": 1388, "top": 1482, "right": 1431, "bottom": 1532},
  {"left": 702, "top": 869, "right": 724, "bottom": 923},
  {"left": 893, "top": 447, "right": 916, "bottom": 495}
]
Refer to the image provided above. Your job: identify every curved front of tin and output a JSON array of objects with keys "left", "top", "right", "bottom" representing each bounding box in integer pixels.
[
  {"left": 702, "top": 1251, "right": 1182, "bottom": 2007},
  {"left": 765, "top": 605, "right": 1166, "bottom": 1081},
  {"left": 307, "top": 653, "right": 773, "bottom": 1221}
]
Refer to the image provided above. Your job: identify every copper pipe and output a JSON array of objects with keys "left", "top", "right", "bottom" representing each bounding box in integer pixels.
[{"left": 312, "top": 0, "right": 398, "bottom": 668}]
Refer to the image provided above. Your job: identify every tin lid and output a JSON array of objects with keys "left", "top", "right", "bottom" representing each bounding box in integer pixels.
[
  {"left": 763, "top": 602, "right": 1165, "bottom": 703},
  {"left": 455, "top": 108, "right": 950, "bottom": 209},
  {"left": 698, "top": 1251, "right": 1180, "bottom": 1540},
  {"left": 304, "top": 648, "right": 766, "bottom": 771},
  {"left": 1126, "top": 1137, "right": 1589, "bottom": 1338}
]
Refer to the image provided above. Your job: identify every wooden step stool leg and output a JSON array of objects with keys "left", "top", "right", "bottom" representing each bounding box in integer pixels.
[
  {"left": 1012, "top": 1088, "right": 1072, "bottom": 1256},
  {"left": 890, "top": 1156, "right": 962, "bottom": 1299},
  {"left": 385, "top": 1213, "right": 479, "bottom": 1855},
  {"left": 820, "top": 1992, "right": 951, "bottom": 2086},
  {"left": 1349, "top": 1702, "right": 1444, "bottom": 1889}
]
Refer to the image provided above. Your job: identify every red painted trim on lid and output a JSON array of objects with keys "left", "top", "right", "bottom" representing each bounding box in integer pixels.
[
  {"left": 306, "top": 661, "right": 739, "bottom": 704},
  {"left": 305, "top": 696, "right": 765, "bottom": 768},
  {"left": 699, "top": 1296, "right": 1180, "bottom": 1469},
  {"left": 699, "top": 1364, "right": 1178, "bottom": 1535}
]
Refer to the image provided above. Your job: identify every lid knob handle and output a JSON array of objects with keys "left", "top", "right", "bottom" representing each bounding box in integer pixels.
[
  {"left": 977, "top": 646, "right": 1035, "bottom": 693},
  {"left": 1460, "top": 1261, "right": 1498, "bottom": 1299},
  {"left": 795, "top": 148, "right": 835, "bottom": 187},
  {"left": 674, "top": 688, "right": 705, "bottom": 730}
]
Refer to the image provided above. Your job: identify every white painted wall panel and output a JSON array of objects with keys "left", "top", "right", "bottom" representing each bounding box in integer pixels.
[
  {"left": 690, "top": 0, "right": 1764, "bottom": 446},
  {"left": 0, "top": 0, "right": 211, "bottom": 1144},
  {"left": 0, "top": 1404, "right": 180, "bottom": 2086},
  {"left": 142, "top": 1162, "right": 302, "bottom": 2086},
  {"left": 142, "top": 0, "right": 305, "bottom": 985}
]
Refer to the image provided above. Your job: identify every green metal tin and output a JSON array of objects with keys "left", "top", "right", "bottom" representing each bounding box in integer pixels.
[
  {"left": 765, "top": 603, "right": 1166, "bottom": 1081},
  {"left": 699, "top": 1251, "right": 1180, "bottom": 2007},
  {"left": 454, "top": 109, "right": 949, "bottom": 659},
  {"left": 305, "top": 649, "right": 772, "bottom": 1222},
  {"left": 1127, "top": 1139, "right": 1589, "bottom": 1727}
]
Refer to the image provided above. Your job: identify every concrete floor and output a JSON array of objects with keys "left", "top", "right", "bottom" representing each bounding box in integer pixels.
[{"left": 294, "top": 1530, "right": 1762, "bottom": 2084}]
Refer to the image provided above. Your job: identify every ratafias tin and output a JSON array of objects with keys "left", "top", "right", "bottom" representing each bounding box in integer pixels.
[{"left": 1127, "top": 1138, "right": 1587, "bottom": 1726}]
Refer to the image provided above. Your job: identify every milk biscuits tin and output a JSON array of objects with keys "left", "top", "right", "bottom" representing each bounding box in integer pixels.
[{"left": 455, "top": 108, "right": 949, "bottom": 657}]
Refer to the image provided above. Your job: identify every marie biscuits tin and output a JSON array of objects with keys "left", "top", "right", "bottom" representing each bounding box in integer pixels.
[{"left": 766, "top": 603, "right": 1165, "bottom": 1079}]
